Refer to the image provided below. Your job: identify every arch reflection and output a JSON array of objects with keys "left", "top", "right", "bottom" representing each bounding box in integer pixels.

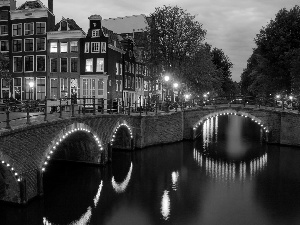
[
  {"left": 111, "top": 162, "right": 133, "bottom": 193},
  {"left": 193, "top": 149, "right": 267, "bottom": 182}
]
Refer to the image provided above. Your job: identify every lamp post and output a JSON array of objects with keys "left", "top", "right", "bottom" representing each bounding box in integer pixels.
[{"left": 29, "top": 81, "right": 34, "bottom": 100}]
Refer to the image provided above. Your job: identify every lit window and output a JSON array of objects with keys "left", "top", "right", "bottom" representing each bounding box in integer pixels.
[
  {"left": 91, "top": 42, "right": 100, "bottom": 53},
  {"left": 36, "top": 77, "right": 46, "bottom": 100},
  {"left": 98, "top": 79, "right": 104, "bottom": 96},
  {"left": 36, "top": 22, "right": 46, "bottom": 34},
  {"left": 60, "top": 42, "right": 68, "bottom": 53},
  {"left": 60, "top": 78, "right": 68, "bottom": 98},
  {"left": 120, "top": 64, "right": 123, "bottom": 75},
  {"left": 96, "top": 58, "right": 104, "bottom": 72},
  {"left": 84, "top": 42, "right": 89, "bottom": 53},
  {"left": 36, "top": 56, "right": 46, "bottom": 72},
  {"left": 12, "top": 24, "right": 22, "bottom": 36},
  {"left": 116, "top": 63, "right": 119, "bottom": 75},
  {"left": 50, "top": 42, "right": 57, "bottom": 53},
  {"left": 86, "top": 58, "right": 93, "bottom": 72},
  {"left": 24, "top": 23, "right": 34, "bottom": 35},
  {"left": 50, "top": 78, "right": 58, "bottom": 99}
]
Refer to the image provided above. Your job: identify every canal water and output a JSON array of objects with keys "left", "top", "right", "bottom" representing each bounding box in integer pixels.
[{"left": 1, "top": 115, "right": 300, "bottom": 225}]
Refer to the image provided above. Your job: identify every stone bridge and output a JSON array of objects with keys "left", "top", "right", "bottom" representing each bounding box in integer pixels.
[{"left": 1, "top": 105, "right": 300, "bottom": 204}]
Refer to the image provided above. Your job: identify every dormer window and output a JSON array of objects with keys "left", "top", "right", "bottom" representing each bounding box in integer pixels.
[
  {"left": 61, "top": 21, "right": 68, "bottom": 31},
  {"left": 92, "top": 30, "right": 100, "bottom": 37}
]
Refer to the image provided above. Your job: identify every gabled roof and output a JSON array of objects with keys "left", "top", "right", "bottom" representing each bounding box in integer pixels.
[
  {"left": 53, "top": 17, "right": 86, "bottom": 35},
  {"left": 17, "top": 0, "right": 45, "bottom": 10},
  {"left": 102, "top": 14, "right": 148, "bottom": 35},
  {"left": 102, "top": 26, "right": 123, "bottom": 50}
]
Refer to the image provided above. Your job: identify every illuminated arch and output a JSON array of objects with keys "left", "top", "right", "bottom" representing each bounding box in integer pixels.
[
  {"left": 41, "top": 123, "right": 104, "bottom": 172},
  {"left": 110, "top": 121, "right": 133, "bottom": 146},
  {"left": 193, "top": 109, "right": 270, "bottom": 134}
]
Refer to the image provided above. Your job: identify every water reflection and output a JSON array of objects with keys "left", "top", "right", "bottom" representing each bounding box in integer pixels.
[
  {"left": 171, "top": 171, "right": 179, "bottom": 191},
  {"left": 161, "top": 190, "right": 170, "bottom": 220},
  {"left": 111, "top": 162, "right": 133, "bottom": 193}
]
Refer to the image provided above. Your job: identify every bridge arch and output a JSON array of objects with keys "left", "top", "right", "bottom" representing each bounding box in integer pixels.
[
  {"left": 41, "top": 123, "right": 104, "bottom": 172},
  {"left": 110, "top": 121, "right": 134, "bottom": 150},
  {"left": 192, "top": 109, "right": 270, "bottom": 137}
]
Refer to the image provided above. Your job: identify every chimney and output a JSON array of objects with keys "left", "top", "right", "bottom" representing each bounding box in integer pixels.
[
  {"left": 48, "top": 0, "right": 53, "bottom": 13},
  {"left": 10, "top": 0, "right": 16, "bottom": 10}
]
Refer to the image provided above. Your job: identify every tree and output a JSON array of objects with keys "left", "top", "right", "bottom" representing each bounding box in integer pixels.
[
  {"left": 242, "top": 5, "right": 300, "bottom": 97},
  {"left": 144, "top": 5, "right": 207, "bottom": 81}
]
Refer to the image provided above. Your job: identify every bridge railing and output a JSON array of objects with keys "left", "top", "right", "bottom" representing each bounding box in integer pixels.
[{"left": 0, "top": 95, "right": 299, "bottom": 130}]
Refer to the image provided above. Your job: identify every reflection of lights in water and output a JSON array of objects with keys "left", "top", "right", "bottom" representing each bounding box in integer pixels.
[
  {"left": 94, "top": 181, "right": 103, "bottom": 207},
  {"left": 43, "top": 207, "right": 92, "bottom": 225},
  {"left": 171, "top": 171, "right": 179, "bottom": 191},
  {"left": 112, "top": 162, "right": 133, "bottom": 193},
  {"left": 161, "top": 190, "right": 170, "bottom": 220},
  {"left": 215, "top": 116, "right": 218, "bottom": 143},
  {"left": 43, "top": 180, "right": 103, "bottom": 225},
  {"left": 193, "top": 149, "right": 267, "bottom": 182}
]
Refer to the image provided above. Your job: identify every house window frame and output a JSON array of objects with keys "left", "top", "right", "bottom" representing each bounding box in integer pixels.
[
  {"left": 101, "top": 42, "right": 106, "bottom": 53},
  {"left": 24, "top": 55, "right": 34, "bottom": 72},
  {"left": 84, "top": 42, "right": 89, "bottom": 53},
  {"left": 50, "top": 58, "right": 57, "bottom": 73},
  {"left": 0, "top": 10, "right": 8, "bottom": 21},
  {"left": 24, "top": 22, "right": 34, "bottom": 36},
  {"left": 60, "top": 58, "right": 68, "bottom": 72},
  {"left": 24, "top": 38, "right": 34, "bottom": 52},
  {"left": 70, "top": 57, "right": 78, "bottom": 72},
  {"left": 96, "top": 58, "right": 104, "bottom": 72},
  {"left": 50, "top": 78, "right": 58, "bottom": 99},
  {"left": 85, "top": 58, "right": 93, "bottom": 72},
  {"left": 91, "top": 42, "right": 100, "bottom": 53},
  {"left": 0, "top": 40, "right": 9, "bottom": 52},
  {"left": 12, "top": 23, "right": 22, "bottom": 36},
  {"left": 13, "top": 56, "right": 23, "bottom": 73},
  {"left": 50, "top": 42, "right": 57, "bottom": 53},
  {"left": 36, "top": 77, "right": 46, "bottom": 100},
  {"left": 0, "top": 25, "right": 8, "bottom": 36},
  {"left": 36, "top": 37, "right": 46, "bottom": 51},
  {"left": 36, "top": 55, "right": 46, "bottom": 72},
  {"left": 92, "top": 29, "right": 100, "bottom": 37},
  {"left": 36, "top": 22, "right": 46, "bottom": 35},
  {"left": 70, "top": 41, "right": 78, "bottom": 52},
  {"left": 60, "top": 42, "right": 68, "bottom": 53}
]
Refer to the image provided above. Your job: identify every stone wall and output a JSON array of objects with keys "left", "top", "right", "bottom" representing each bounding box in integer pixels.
[{"left": 280, "top": 112, "right": 300, "bottom": 146}]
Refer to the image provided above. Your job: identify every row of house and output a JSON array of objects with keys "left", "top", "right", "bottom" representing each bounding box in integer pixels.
[{"left": 0, "top": 0, "right": 168, "bottom": 108}]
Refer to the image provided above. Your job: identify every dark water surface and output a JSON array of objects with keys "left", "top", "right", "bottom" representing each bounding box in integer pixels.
[{"left": 1, "top": 115, "right": 300, "bottom": 225}]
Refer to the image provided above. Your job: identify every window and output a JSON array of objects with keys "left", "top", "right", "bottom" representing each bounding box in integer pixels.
[
  {"left": 120, "top": 64, "right": 123, "bottom": 75},
  {"left": 36, "top": 56, "right": 46, "bottom": 72},
  {"left": 24, "top": 23, "right": 34, "bottom": 35},
  {"left": 24, "top": 38, "right": 34, "bottom": 51},
  {"left": 101, "top": 42, "right": 106, "bottom": 53},
  {"left": 85, "top": 58, "right": 93, "bottom": 72},
  {"left": 70, "top": 78, "right": 78, "bottom": 97},
  {"left": 84, "top": 42, "right": 89, "bottom": 53},
  {"left": 50, "top": 58, "right": 57, "bottom": 72},
  {"left": 60, "top": 42, "right": 68, "bottom": 53},
  {"left": 0, "top": 40, "right": 9, "bottom": 52},
  {"left": 70, "top": 41, "right": 78, "bottom": 52},
  {"left": 36, "top": 38, "right": 46, "bottom": 51},
  {"left": 70, "top": 58, "right": 78, "bottom": 72},
  {"left": 24, "top": 56, "right": 34, "bottom": 72},
  {"left": 13, "top": 56, "right": 22, "bottom": 72},
  {"left": 119, "top": 80, "right": 123, "bottom": 91},
  {"left": 50, "top": 42, "right": 57, "bottom": 52},
  {"left": 36, "top": 22, "right": 46, "bottom": 34},
  {"left": 98, "top": 79, "right": 104, "bottom": 96},
  {"left": 0, "top": 11, "right": 8, "bottom": 20},
  {"left": 25, "top": 78, "right": 34, "bottom": 99},
  {"left": 96, "top": 58, "right": 104, "bottom": 72},
  {"left": 13, "top": 78, "right": 22, "bottom": 100},
  {"left": 60, "top": 78, "right": 68, "bottom": 98},
  {"left": 61, "top": 58, "right": 68, "bottom": 72},
  {"left": 36, "top": 77, "right": 46, "bottom": 100},
  {"left": 0, "top": 25, "right": 8, "bottom": 35},
  {"left": 50, "top": 78, "right": 58, "bottom": 99},
  {"left": 91, "top": 42, "right": 100, "bottom": 53},
  {"left": 125, "top": 75, "right": 127, "bottom": 88},
  {"left": 60, "top": 21, "right": 68, "bottom": 31},
  {"left": 116, "top": 63, "right": 119, "bottom": 75},
  {"left": 92, "top": 30, "right": 99, "bottom": 37},
  {"left": 125, "top": 61, "right": 128, "bottom": 72},
  {"left": 13, "top": 39, "right": 22, "bottom": 52},
  {"left": 116, "top": 80, "right": 118, "bottom": 91},
  {"left": 12, "top": 24, "right": 22, "bottom": 36}
]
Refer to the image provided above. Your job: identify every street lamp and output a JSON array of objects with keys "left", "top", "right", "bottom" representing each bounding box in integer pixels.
[
  {"left": 173, "top": 83, "right": 178, "bottom": 88},
  {"left": 29, "top": 81, "right": 34, "bottom": 100}
]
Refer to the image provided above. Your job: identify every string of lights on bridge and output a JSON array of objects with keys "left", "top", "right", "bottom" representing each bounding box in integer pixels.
[
  {"left": 110, "top": 123, "right": 133, "bottom": 145},
  {"left": 42, "top": 127, "right": 104, "bottom": 172},
  {"left": 1, "top": 160, "right": 21, "bottom": 182},
  {"left": 192, "top": 112, "right": 270, "bottom": 133}
]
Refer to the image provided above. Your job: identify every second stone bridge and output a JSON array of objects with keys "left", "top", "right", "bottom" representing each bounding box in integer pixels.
[{"left": 1, "top": 106, "right": 300, "bottom": 205}]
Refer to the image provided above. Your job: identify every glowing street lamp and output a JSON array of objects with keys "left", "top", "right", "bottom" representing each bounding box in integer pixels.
[
  {"left": 164, "top": 75, "right": 170, "bottom": 82},
  {"left": 173, "top": 83, "right": 178, "bottom": 88}
]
